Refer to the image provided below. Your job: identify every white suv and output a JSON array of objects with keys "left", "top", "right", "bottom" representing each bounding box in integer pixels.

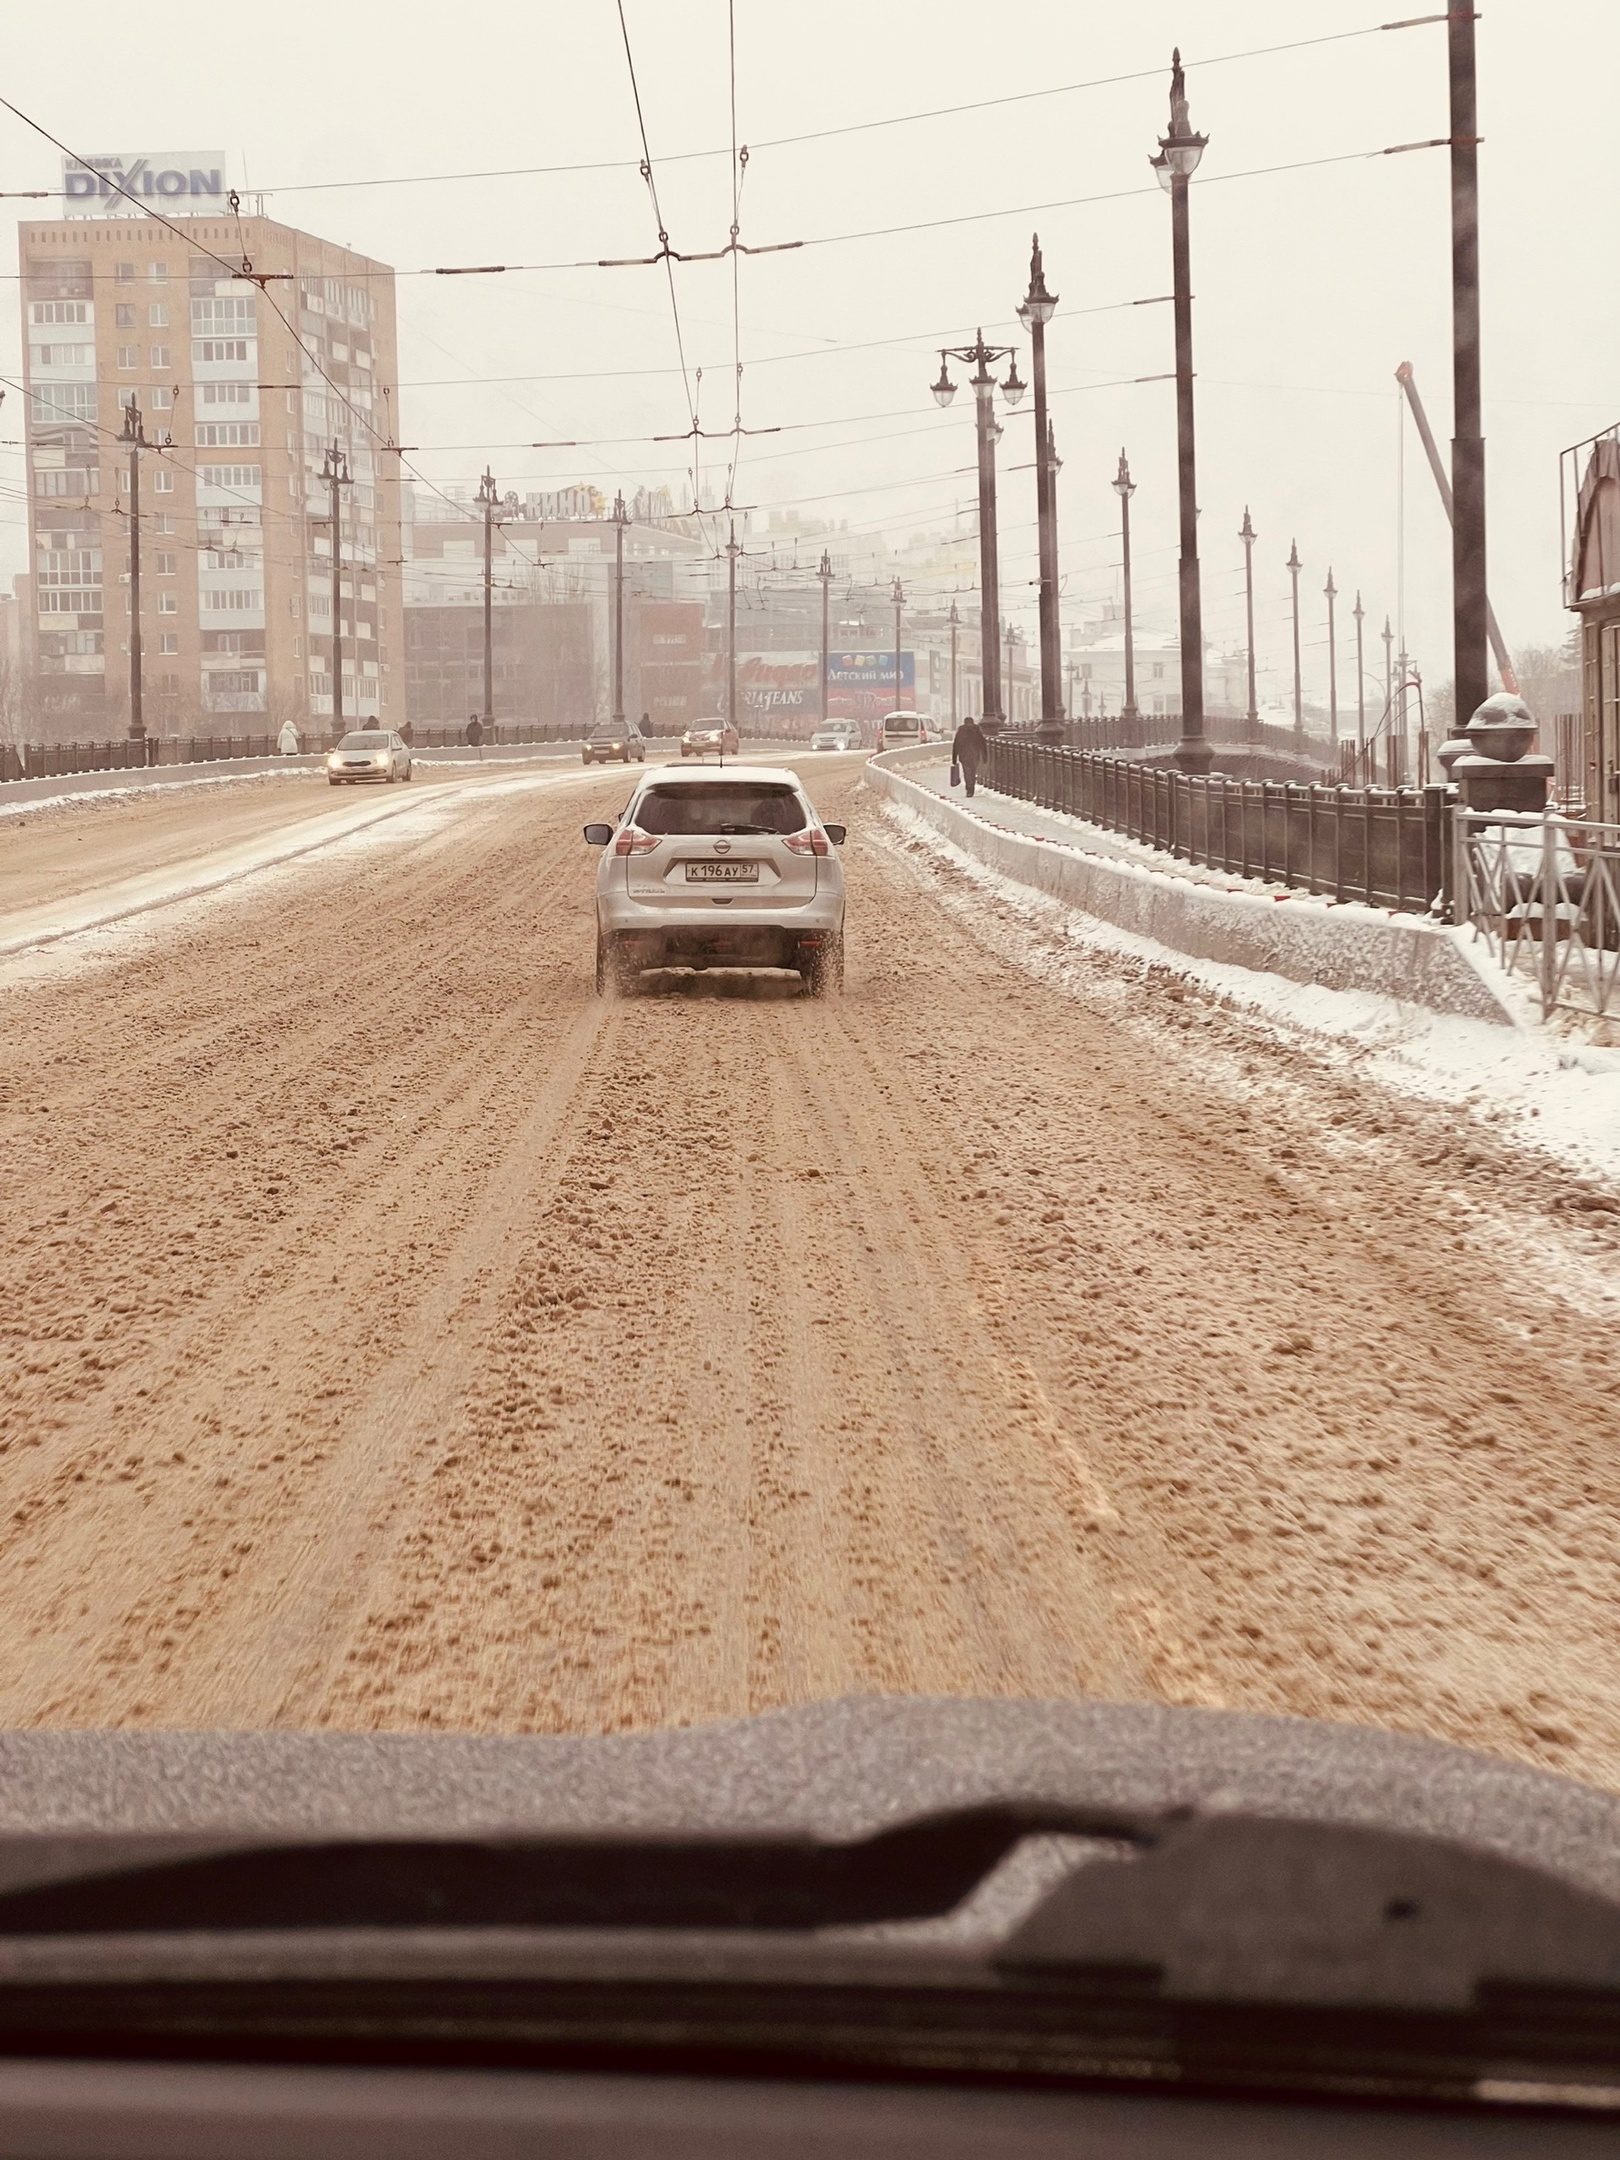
[{"left": 584, "top": 765, "right": 846, "bottom": 996}]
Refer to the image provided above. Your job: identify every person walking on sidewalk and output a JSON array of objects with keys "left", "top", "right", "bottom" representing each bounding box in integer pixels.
[{"left": 952, "top": 712, "right": 986, "bottom": 799}]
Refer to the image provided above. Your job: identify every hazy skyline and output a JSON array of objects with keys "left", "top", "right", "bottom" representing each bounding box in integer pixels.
[{"left": 2, "top": 0, "right": 1612, "bottom": 709}]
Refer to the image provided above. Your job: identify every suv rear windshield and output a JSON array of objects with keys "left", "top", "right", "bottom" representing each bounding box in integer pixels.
[{"left": 634, "top": 783, "right": 807, "bottom": 836}]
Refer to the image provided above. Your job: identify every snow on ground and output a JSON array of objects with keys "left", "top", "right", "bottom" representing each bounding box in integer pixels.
[{"left": 879, "top": 795, "right": 1620, "bottom": 1193}]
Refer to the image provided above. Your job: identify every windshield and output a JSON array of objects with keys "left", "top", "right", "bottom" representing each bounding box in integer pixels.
[
  {"left": 4, "top": 8, "right": 1619, "bottom": 2083},
  {"left": 634, "top": 782, "right": 807, "bottom": 835}
]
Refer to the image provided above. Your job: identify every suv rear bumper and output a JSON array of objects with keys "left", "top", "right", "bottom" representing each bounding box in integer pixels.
[{"left": 599, "top": 893, "right": 843, "bottom": 970}]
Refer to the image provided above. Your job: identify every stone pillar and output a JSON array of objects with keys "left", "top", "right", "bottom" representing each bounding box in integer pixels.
[{"left": 1451, "top": 691, "right": 1552, "bottom": 814}]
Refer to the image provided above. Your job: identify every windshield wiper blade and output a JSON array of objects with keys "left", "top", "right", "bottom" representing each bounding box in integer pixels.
[{"left": 0, "top": 1803, "right": 1147, "bottom": 1937}]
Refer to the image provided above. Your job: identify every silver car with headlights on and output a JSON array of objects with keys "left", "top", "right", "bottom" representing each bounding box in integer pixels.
[
  {"left": 326, "top": 730, "right": 412, "bottom": 785},
  {"left": 584, "top": 765, "right": 845, "bottom": 996}
]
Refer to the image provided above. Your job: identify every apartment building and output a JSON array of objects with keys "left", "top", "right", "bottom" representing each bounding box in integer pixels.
[{"left": 20, "top": 202, "right": 402, "bottom": 738}]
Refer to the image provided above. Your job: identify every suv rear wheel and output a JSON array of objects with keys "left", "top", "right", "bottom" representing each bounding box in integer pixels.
[
  {"left": 595, "top": 932, "right": 642, "bottom": 997},
  {"left": 801, "top": 935, "right": 844, "bottom": 999}
]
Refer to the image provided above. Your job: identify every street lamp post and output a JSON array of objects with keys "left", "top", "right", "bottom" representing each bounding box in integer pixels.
[
  {"left": 817, "top": 549, "right": 833, "bottom": 724},
  {"left": 478, "top": 466, "right": 501, "bottom": 730},
  {"left": 725, "top": 520, "right": 742, "bottom": 732},
  {"left": 1005, "top": 619, "right": 1016, "bottom": 720},
  {"left": 1018, "top": 233, "right": 1063, "bottom": 739},
  {"left": 891, "top": 577, "right": 904, "bottom": 714},
  {"left": 948, "top": 598, "right": 960, "bottom": 726},
  {"left": 1113, "top": 449, "right": 1139, "bottom": 726},
  {"left": 932, "top": 331, "right": 1024, "bottom": 731},
  {"left": 1286, "top": 539, "right": 1303, "bottom": 735},
  {"left": 1151, "top": 49, "right": 1212, "bottom": 776},
  {"left": 1382, "top": 614, "right": 1394, "bottom": 736},
  {"left": 1324, "top": 568, "right": 1338, "bottom": 743},
  {"left": 1239, "top": 506, "right": 1258, "bottom": 732},
  {"left": 1353, "top": 590, "right": 1366, "bottom": 750}
]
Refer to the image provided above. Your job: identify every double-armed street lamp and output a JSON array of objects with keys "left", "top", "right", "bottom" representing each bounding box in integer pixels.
[
  {"left": 1324, "top": 567, "right": 1339, "bottom": 743},
  {"left": 932, "top": 331, "right": 1025, "bottom": 731},
  {"left": 1017, "top": 234, "right": 1063, "bottom": 740},
  {"left": 891, "top": 577, "right": 905, "bottom": 714},
  {"left": 1286, "top": 539, "right": 1303, "bottom": 735},
  {"left": 1150, "top": 49, "right": 1212, "bottom": 776},
  {"left": 1113, "top": 449, "right": 1140, "bottom": 727}
]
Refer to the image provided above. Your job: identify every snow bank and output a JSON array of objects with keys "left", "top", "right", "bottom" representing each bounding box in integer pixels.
[{"left": 865, "top": 751, "right": 1515, "bottom": 1027}]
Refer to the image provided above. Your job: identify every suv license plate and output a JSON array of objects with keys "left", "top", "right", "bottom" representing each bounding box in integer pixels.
[{"left": 686, "top": 861, "right": 759, "bottom": 882}]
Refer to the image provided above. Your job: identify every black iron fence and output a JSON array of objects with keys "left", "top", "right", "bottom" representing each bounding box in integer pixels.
[
  {"left": 984, "top": 735, "right": 1451, "bottom": 917},
  {"left": 0, "top": 721, "right": 584, "bottom": 785}
]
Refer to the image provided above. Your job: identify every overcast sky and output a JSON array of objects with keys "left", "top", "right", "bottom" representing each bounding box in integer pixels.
[{"left": 2, "top": 1, "right": 1612, "bottom": 708}]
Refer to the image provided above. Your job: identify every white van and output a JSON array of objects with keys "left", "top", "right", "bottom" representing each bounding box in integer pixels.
[{"left": 880, "top": 712, "right": 928, "bottom": 750}]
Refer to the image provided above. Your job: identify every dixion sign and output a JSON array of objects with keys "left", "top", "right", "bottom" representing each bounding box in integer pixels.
[{"left": 61, "top": 154, "right": 228, "bottom": 217}]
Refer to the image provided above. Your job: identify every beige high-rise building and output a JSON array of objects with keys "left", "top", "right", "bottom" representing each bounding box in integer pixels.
[{"left": 20, "top": 206, "right": 402, "bottom": 739}]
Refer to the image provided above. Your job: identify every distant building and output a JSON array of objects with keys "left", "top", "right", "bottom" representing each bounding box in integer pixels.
[{"left": 19, "top": 204, "right": 403, "bottom": 740}]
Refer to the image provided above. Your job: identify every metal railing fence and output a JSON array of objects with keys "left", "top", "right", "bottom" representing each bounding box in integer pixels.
[
  {"left": 1458, "top": 809, "right": 1620, "bottom": 1021},
  {"left": 0, "top": 721, "right": 585, "bottom": 785},
  {"left": 984, "top": 735, "right": 1450, "bottom": 917}
]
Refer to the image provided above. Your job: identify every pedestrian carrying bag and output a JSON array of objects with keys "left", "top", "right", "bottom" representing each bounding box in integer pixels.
[{"left": 949, "top": 759, "right": 962, "bottom": 789}]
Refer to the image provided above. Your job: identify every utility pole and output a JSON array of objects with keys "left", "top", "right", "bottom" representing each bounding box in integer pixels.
[
  {"left": 1005, "top": 619, "right": 1016, "bottom": 721},
  {"left": 321, "top": 440, "right": 353, "bottom": 737},
  {"left": 1018, "top": 234, "right": 1062, "bottom": 738},
  {"left": 817, "top": 548, "right": 833, "bottom": 724},
  {"left": 1324, "top": 568, "right": 1339, "bottom": 742},
  {"left": 891, "top": 577, "right": 904, "bottom": 713},
  {"left": 1382, "top": 614, "right": 1395, "bottom": 735},
  {"left": 478, "top": 466, "right": 499, "bottom": 731},
  {"left": 1286, "top": 539, "right": 1303, "bottom": 735},
  {"left": 1113, "top": 450, "right": 1139, "bottom": 724},
  {"left": 1239, "top": 506, "right": 1258, "bottom": 731},
  {"left": 121, "top": 396, "right": 153, "bottom": 748},
  {"left": 1353, "top": 590, "right": 1367, "bottom": 750},
  {"left": 948, "top": 598, "right": 960, "bottom": 726},
  {"left": 610, "top": 488, "right": 629, "bottom": 725},
  {"left": 725, "top": 520, "right": 741, "bottom": 731},
  {"left": 1446, "top": 2, "right": 1489, "bottom": 757},
  {"left": 1394, "top": 361, "right": 1517, "bottom": 694}
]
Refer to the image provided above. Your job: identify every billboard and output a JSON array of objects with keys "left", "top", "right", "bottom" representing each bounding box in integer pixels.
[
  {"left": 733, "top": 650, "right": 915, "bottom": 730},
  {"left": 62, "top": 154, "right": 227, "bottom": 218}
]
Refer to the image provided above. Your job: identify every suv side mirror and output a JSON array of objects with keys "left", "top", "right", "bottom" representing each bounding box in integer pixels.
[
  {"left": 824, "top": 823, "right": 847, "bottom": 846},
  {"left": 583, "top": 822, "right": 613, "bottom": 846}
]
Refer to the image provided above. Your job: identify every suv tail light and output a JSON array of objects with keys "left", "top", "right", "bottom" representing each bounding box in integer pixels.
[
  {"left": 783, "top": 829, "right": 830, "bottom": 857},
  {"left": 614, "top": 827, "right": 660, "bottom": 856}
]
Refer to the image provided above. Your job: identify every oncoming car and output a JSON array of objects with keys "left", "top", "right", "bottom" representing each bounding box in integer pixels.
[
  {"left": 809, "top": 720, "right": 863, "bottom": 752},
  {"left": 325, "top": 730, "right": 412, "bottom": 784},
  {"left": 879, "top": 711, "right": 929, "bottom": 750},
  {"left": 581, "top": 721, "right": 645, "bottom": 766},
  {"left": 584, "top": 765, "right": 845, "bottom": 997},
  {"left": 681, "top": 720, "right": 741, "bottom": 759}
]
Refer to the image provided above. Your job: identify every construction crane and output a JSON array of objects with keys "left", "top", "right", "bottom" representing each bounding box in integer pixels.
[{"left": 1394, "top": 361, "right": 1519, "bottom": 694}]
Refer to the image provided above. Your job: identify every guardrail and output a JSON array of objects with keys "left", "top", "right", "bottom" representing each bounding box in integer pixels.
[
  {"left": 0, "top": 722, "right": 590, "bottom": 785},
  {"left": 1458, "top": 809, "right": 1620, "bottom": 1021},
  {"left": 984, "top": 734, "right": 1450, "bottom": 917}
]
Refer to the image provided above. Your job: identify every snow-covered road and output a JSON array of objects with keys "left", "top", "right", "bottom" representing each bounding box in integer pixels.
[{"left": 2, "top": 757, "right": 1617, "bottom": 1788}]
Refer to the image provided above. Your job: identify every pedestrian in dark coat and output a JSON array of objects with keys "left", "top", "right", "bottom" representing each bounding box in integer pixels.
[{"left": 952, "top": 713, "right": 986, "bottom": 798}]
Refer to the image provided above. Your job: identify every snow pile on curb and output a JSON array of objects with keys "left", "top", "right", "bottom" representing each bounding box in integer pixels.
[{"left": 877, "top": 795, "right": 1620, "bottom": 1190}]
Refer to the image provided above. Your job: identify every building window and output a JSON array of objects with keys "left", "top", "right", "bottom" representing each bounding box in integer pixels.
[
  {"left": 202, "top": 589, "right": 263, "bottom": 612},
  {"left": 158, "top": 593, "right": 178, "bottom": 614},
  {"left": 153, "top": 514, "right": 174, "bottom": 533},
  {"left": 114, "top": 303, "right": 135, "bottom": 328},
  {"left": 194, "top": 338, "right": 250, "bottom": 364},
  {"left": 160, "top": 633, "right": 178, "bottom": 655},
  {"left": 149, "top": 345, "right": 170, "bottom": 370},
  {"left": 150, "top": 386, "right": 173, "bottom": 410},
  {"left": 209, "top": 670, "right": 262, "bottom": 695},
  {"left": 195, "top": 422, "right": 260, "bottom": 447},
  {"left": 153, "top": 468, "right": 174, "bottom": 493},
  {"left": 30, "top": 341, "right": 95, "bottom": 368},
  {"left": 155, "top": 552, "right": 176, "bottom": 575},
  {"left": 116, "top": 345, "right": 138, "bottom": 369},
  {"left": 115, "top": 263, "right": 136, "bottom": 282},
  {"left": 148, "top": 302, "right": 168, "bottom": 328},
  {"left": 31, "top": 300, "right": 88, "bottom": 325},
  {"left": 200, "top": 382, "right": 251, "bottom": 406},
  {"left": 148, "top": 262, "right": 168, "bottom": 282},
  {"left": 1152, "top": 663, "right": 1165, "bottom": 680}
]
